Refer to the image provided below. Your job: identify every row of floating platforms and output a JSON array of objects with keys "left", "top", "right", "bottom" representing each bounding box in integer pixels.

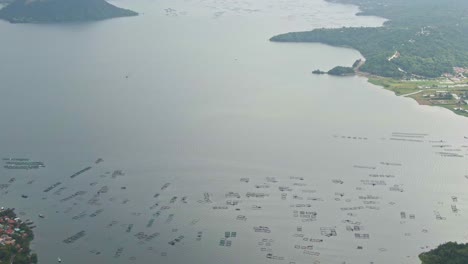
[{"left": 2, "top": 158, "right": 45, "bottom": 170}]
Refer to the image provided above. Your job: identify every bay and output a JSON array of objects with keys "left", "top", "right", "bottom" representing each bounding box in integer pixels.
[{"left": 0, "top": 0, "right": 466, "bottom": 263}]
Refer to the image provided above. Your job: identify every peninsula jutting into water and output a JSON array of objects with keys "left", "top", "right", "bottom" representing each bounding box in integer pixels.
[
  {"left": 271, "top": 0, "right": 468, "bottom": 117},
  {"left": 0, "top": 0, "right": 137, "bottom": 23}
]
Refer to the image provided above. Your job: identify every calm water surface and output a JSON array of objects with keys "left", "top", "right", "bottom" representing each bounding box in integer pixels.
[{"left": 0, "top": 0, "right": 467, "bottom": 263}]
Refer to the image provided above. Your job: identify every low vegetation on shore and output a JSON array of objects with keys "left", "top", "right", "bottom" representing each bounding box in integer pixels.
[{"left": 369, "top": 76, "right": 468, "bottom": 117}]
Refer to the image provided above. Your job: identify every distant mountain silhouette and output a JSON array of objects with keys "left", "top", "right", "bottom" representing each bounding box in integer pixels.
[{"left": 0, "top": 0, "right": 137, "bottom": 23}]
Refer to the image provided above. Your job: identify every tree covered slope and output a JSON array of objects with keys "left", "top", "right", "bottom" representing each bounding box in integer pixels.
[
  {"left": 270, "top": 0, "right": 468, "bottom": 78},
  {"left": 419, "top": 242, "right": 468, "bottom": 264},
  {"left": 0, "top": 0, "right": 137, "bottom": 23}
]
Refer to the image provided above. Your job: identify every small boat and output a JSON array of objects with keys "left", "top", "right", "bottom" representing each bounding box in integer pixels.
[
  {"left": 21, "top": 195, "right": 28, "bottom": 198},
  {"left": 38, "top": 214, "right": 45, "bottom": 218},
  {"left": 58, "top": 257, "right": 62, "bottom": 263}
]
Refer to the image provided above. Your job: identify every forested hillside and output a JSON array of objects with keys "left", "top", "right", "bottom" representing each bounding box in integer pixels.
[
  {"left": 419, "top": 242, "right": 468, "bottom": 264},
  {"left": 0, "top": 0, "right": 137, "bottom": 23},
  {"left": 271, "top": 0, "right": 468, "bottom": 78}
]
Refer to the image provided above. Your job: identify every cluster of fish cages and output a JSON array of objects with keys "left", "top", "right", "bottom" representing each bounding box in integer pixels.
[{"left": 3, "top": 158, "right": 45, "bottom": 170}]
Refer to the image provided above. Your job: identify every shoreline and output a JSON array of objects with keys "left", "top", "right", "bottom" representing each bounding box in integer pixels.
[
  {"left": 272, "top": 0, "right": 468, "bottom": 118},
  {"left": 363, "top": 74, "right": 468, "bottom": 118},
  {"left": 339, "top": 0, "right": 468, "bottom": 119}
]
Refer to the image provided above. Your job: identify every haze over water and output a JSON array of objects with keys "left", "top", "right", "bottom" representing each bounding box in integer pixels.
[{"left": 0, "top": 0, "right": 467, "bottom": 263}]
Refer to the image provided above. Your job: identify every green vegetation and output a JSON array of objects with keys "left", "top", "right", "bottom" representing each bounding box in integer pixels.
[
  {"left": 367, "top": 76, "right": 468, "bottom": 117},
  {"left": 0, "top": 0, "right": 137, "bottom": 23},
  {"left": 327, "top": 66, "right": 355, "bottom": 76},
  {"left": 368, "top": 77, "right": 429, "bottom": 95},
  {"left": 271, "top": 0, "right": 468, "bottom": 118},
  {"left": 0, "top": 209, "right": 37, "bottom": 264},
  {"left": 419, "top": 242, "right": 468, "bottom": 264},
  {"left": 270, "top": 0, "right": 468, "bottom": 78}
]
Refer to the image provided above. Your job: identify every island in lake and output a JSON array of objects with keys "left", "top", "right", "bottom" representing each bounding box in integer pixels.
[
  {"left": 0, "top": 0, "right": 137, "bottom": 23},
  {"left": 271, "top": 0, "right": 468, "bottom": 117},
  {"left": 0, "top": 208, "right": 37, "bottom": 264}
]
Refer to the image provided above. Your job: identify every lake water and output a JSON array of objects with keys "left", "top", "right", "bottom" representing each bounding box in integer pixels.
[{"left": 0, "top": 0, "right": 467, "bottom": 263}]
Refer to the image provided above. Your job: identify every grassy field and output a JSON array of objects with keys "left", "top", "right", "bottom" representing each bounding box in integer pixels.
[{"left": 367, "top": 76, "right": 468, "bottom": 117}]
